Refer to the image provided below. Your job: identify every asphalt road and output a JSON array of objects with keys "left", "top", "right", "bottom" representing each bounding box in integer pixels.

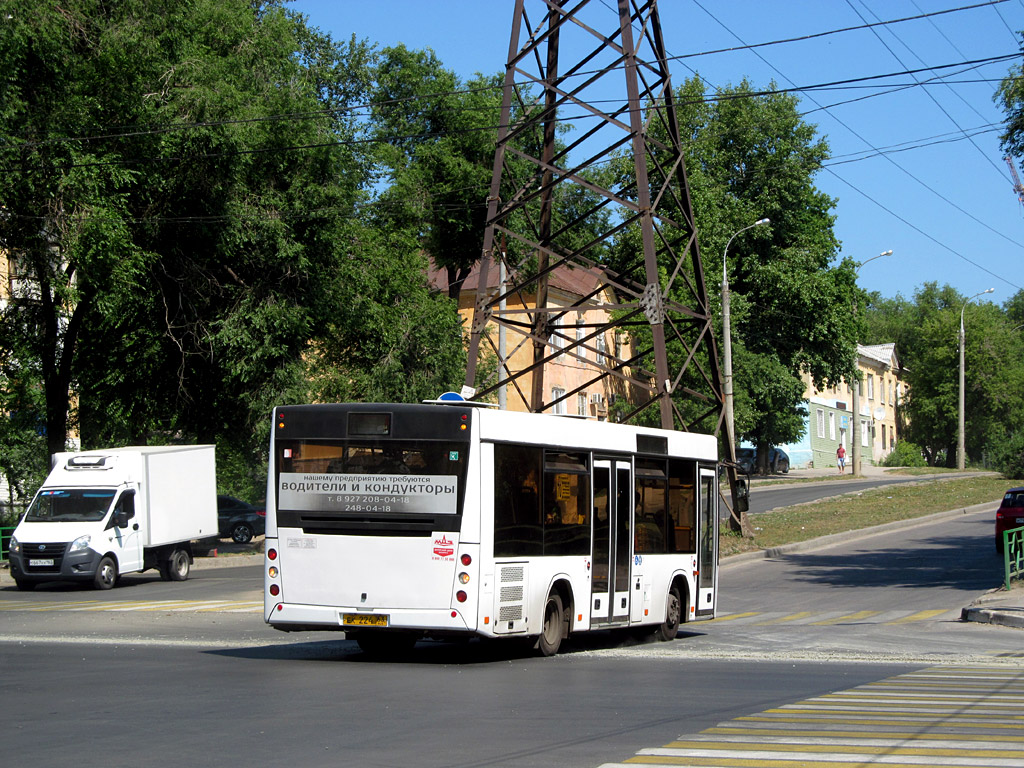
[
  {"left": 2, "top": 502, "right": 1021, "bottom": 768},
  {"left": 748, "top": 473, "right": 944, "bottom": 514}
]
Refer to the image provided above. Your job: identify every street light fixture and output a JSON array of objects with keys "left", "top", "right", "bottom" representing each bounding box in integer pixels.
[
  {"left": 851, "top": 249, "right": 892, "bottom": 476},
  {"left": 722, "top": 217, "right": 769, "bottom": 466},
  {"left": 958, "top": 287, "right": 995, "bottom": 471}
]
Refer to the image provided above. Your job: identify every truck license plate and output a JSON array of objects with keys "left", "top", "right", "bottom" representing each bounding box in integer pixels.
[
  {"left": 342, "top": 613, "right": 389, "bottom": 627},
  {"left": 29, "top": 558, "right": 54, "bottom": 567}
]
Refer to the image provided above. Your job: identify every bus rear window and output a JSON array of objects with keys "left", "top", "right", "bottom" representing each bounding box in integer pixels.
[{"left": 276, "top": 440, "right": 466, "bottom": 516}]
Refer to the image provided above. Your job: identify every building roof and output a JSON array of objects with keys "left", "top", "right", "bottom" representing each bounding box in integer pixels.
[
  {"left": 428, "top": 253, "right": 607, "bottom": 299},
  {"left": 858, "top": 343, "right": 899, "bottom": 370}
]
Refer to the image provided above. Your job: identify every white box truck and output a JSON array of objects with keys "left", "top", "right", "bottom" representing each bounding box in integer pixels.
[{"left": 8, "top": 445, "right": 218, "bottom": 591}]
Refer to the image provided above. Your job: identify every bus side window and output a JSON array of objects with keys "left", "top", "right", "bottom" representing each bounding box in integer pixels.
[
  {"left": 494, "top": 444, "right": 543, "bottom": 557},
  {"left": 542, "top": 452, "right": 590, "bottom": 556},
  {"left": 635, "top": 459, "right": 667, "bottom": 554},
  {"left": 667, "top": 459, "right": 696, "bottom": 553}
]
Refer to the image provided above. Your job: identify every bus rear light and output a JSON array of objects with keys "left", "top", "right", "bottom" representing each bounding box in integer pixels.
[
  {"left": 268, "top": 566, "right": 278, "bottom": 578},
  {"left": 461, "top": 553, "right": 472, "bottom": 566},
  {"left": 270, "top": 584, "right": 280, "bottom": 597},
  {"left": 456, "top": 590, "right": 467, "bottom": 603},
  {"left": 458, "top": 572, "right": 470, "bottom": 584},
  {"left": 268, "top": 548, "right": 278, "bottom": 561}
]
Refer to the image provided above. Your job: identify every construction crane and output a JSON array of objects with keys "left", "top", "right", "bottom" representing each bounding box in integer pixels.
[{"left": 1005, "top": 155, "right": 1024, "bottom": 205}]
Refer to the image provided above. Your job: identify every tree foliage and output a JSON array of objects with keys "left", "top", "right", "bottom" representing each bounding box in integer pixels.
[{"left": 0, "top": 1, "right": 464, "bottom": 501}]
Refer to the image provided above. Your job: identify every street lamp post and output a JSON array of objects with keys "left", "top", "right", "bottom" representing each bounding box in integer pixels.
[
  {"left": 851, "top": 250, "right": 892, "bottom": 476},
  {"left": 722, "top": 218, "right": 769, "bottom": 466},
  {"left": 958, "top": 288, "right": 994, "bottom": 470}
]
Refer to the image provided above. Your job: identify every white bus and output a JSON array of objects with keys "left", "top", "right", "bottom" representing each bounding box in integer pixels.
[{"left": 264, "top": 401, "right": 719, "bottom": 655}]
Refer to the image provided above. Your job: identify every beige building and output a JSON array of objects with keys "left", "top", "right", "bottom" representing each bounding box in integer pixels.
[
  {"left": 431, "top": 256, "right": 635, "bottom": 419},
  {"left": 800, "top": 343, "right": 904, "bottom": 468}
]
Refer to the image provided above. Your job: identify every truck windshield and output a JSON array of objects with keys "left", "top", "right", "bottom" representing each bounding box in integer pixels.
[{"left": 24, "top": 489, "right": 116, "bottom": 522}]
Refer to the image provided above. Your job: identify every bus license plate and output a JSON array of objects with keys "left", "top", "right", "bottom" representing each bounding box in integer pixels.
[
  {"left": 343, "top": 613, "right": 389, "bottom": 627},
  {"left": 29, "top": 558, "right": 54, "bottom": 567}
]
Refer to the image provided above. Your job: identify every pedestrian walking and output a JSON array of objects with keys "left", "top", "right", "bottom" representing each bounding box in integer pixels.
[{"left": 837, "top": 444, "right": 846, "bottom": 474}]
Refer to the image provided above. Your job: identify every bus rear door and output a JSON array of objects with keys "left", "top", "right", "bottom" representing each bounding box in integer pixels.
[{"left": 591, "top": 457, "right": 632, "bottom": 626}]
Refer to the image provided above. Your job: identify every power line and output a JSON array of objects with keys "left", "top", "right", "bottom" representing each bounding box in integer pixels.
[
  {"left": 845, "top": 0, "right": 1009, "bottom": 183},
  {"left": 689, "top": 0, "right": 1024, "bottom": 290}
]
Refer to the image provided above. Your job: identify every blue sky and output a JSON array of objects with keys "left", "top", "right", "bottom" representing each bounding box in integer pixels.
[{"left": 290, "top": 0, "right": 1024, "bottom": 306}]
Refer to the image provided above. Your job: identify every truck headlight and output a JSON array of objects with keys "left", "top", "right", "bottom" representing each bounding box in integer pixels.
[
  {"left": 69, "top": 535, "right": 91, "bottom": 552},
  {"left": 9, "top": 536, "right": 19, "bottom": 554}
]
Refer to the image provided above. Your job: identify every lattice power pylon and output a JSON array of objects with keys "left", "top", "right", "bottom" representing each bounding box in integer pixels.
[
  {"left": 463, "top": 0, "right": 746, "bottom": 526},
  {"left": 465, "top": 0, "right": 723, "bottom": 428}
]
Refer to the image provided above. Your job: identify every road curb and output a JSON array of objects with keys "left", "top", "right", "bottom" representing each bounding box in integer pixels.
[{"left": 960, "top": 605, "right": 1024, "bottom": 629}]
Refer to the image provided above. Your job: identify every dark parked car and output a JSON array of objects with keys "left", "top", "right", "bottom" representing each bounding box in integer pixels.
[
  {"left": 735, "top": 447, "right": 756, "bottom": 474},
  {"left": 996, "top": 487, "right": 1024, "bottom": 553},
  {"left": 217, "top": 495, "right": 266, "bottom": 544},
  {"left": 734, "top": 447, "right": 789, "bottom": 475},
  {"left": 767, "top": 447, "right": 790, "bottom": 474}
]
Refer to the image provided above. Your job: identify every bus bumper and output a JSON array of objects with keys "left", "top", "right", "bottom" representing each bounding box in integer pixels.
[{"left": 266, "top": 603, "right": 477, "bottom": 634}]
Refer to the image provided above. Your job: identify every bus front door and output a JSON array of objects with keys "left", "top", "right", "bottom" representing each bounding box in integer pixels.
[
  {"left": 591, "top": 458, "right": 632, "bottom": 626},
  {"left": 696, "top": 467, "right": 718, "bottom": 617}
]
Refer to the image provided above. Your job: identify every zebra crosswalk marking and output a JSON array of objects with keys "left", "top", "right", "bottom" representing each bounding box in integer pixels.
[
  {"left": 810, "top": 610, "right": 882, "bottom": 625},
  {"left": 598, "top": 666, "right": 1024, "bottom": 768}
]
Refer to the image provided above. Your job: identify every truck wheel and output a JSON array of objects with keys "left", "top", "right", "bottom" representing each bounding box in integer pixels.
[
  {"left": 654, "top": 585, "right": 682, "bottom": 642},
  {"left": 535, "top": 592, "right": 565, "bottom": 656},
  {"left": 167, "top": 549, "right": 190, "bottom": 581},
  {"left": 230, "top": 522, "right": 254, "bottom": 544},
  {"left": 94, "top": 556, "right": 118, "bottom": 590},
  {"left": 14, "top": 578, "right": 37, "bottom": 591}
]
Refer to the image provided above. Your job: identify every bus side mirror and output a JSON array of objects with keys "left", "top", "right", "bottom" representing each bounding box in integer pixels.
[{"left": 733, "top": 477, "right": 749, "bottom": 513}]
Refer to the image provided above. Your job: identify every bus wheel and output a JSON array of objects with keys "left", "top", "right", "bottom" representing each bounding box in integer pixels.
[
  {"left": 536, "top": 592, "right": 565, "bottom": 656},
  {"left": 93, "top": 556, "right": 118, "bottom": 590},
  {"left": 654, "top": 585, "right": 681, "bottom": 642}
]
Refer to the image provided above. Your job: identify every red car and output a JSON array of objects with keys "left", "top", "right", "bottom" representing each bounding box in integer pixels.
[{"left": 996, "top": 487, "right": 1024, "bottom": 553}]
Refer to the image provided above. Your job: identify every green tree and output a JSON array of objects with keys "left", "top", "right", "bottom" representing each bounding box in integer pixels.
[
  {"left": 368, "top": 45, "right": 502, "bottom": 299},
  {"left": 0, "top": 1, "right": 465, "bottom": 499}
]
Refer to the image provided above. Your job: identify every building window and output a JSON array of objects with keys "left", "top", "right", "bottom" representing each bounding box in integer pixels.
[
  {"left": 816, "top": 408, "right": 825, "bottom": 438},
  {"left": 595, "top": 334, "right": 607, "bottom": 367},
  {"left": 551, "top": 387, "right": 565, "bottom": 414},
  {"left": 867, "top": 374, "right": 874, "bottom": 400},
  {"left": 861, "top": 420, "right": 869, "bottom": 447},
  {"left": 828, "top": 411, "right": 836, "bottom": 441},
  {"left": 880, "top": 378, "right": 886, "bottom": 405},
  {"left": 577, "top": 393, "right": 587, "bottom": 416},
  {"left": 548, "top": 317, "right": 563, "bottom": 350},
  {"left": 576, "top": 319, "right": 585, "bottom": 359},
  {"left": 882, "top": 424, "right": 887, "bottom": 448}
]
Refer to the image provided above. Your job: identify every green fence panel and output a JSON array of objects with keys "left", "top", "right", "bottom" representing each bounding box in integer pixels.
[
  {"left": 1004, "top": 525, "right": 1024, "bottom": 590},
  {"left": 0, "top": 525, "right": 14, "bottom": 563}
]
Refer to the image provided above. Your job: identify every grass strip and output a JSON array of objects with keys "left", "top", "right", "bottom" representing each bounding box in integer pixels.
[{"left": 720, "top": 475, "right": 1014, "bottom": 557}]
